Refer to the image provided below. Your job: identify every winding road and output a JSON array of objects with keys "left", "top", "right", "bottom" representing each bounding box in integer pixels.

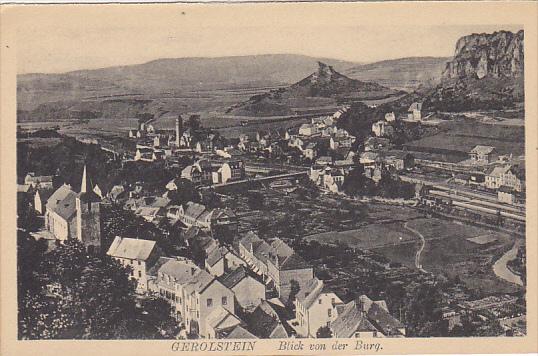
[
  {"left": 492, "top": 241, "right": 523, "bottom": 286},
  {"left": 403, "top": 222, "right": 427, "bottom": 273}
]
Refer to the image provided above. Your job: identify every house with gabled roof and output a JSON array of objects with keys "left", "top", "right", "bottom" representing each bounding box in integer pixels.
[
  {"left": 219, "top": 266, "right": 265, "bottom": 311},
  {"left": 248, "top": 300, "right": 294, "bottom": 339},
  {"left": 469, "top": 145, "right": 498, "bottom": 163},
  {"left": 24, "top": 172, "right": 54, "bottom": 189},
  {"left": 107, "top": 236, "right": 163, "bottom": 292},
  {"left": 332, "top": 295, "right": 405, "bottom": 338},
  {"left": 182, "top": 269, "right": 235, "bottom": 337},
  {"left": 225, "top": 325, "right": 258, "bottom": 339},
  {"left": 205, "top": 306, "right": 243, "bottom": 339},
  {"left": 45, "top": 184, "right": 78, "bottom": 242},
  {"left": 294, "top": 278, "right": 343, "bottom": 337},
  {"left": 34, "top": 187, "right": 54, "bottom": 215},
  {"left": 205, "top": 246, "right": 246, "bottom": 277},
  {"left": 151, "top": 257, "right": 200, "bottom": 319}
]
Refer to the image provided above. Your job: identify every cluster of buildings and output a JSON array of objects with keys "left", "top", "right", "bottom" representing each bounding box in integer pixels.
[
  {"left": 235, "top": 107, "right": 356, "bottom": 164},
  {"left": 181, "top": 159, "right": 246, "bottom": 186},
  {"left": 130, "top": 115, "right": 227, "bottom": 163},
  {"left": 106, "top": 228, "right": 406, "bottom": 340}
]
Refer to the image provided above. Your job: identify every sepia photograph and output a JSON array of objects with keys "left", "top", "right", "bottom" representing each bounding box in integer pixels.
[{"left": 1, "top": 2, "right": 537, "bottom": 355}]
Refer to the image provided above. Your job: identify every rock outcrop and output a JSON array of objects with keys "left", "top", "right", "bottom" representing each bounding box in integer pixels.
[{"left": 442, "top": 30, "right": 524, "bottom": 80}]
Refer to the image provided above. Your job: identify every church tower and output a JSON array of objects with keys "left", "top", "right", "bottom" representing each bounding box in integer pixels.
[
  {"left": 76, "top": 165, "right": 102, "bottom": 252},
  {"left": 175, "top": 115, "right": 183, "bottom": 147}
]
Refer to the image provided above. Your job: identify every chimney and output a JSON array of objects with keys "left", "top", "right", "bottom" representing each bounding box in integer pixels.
[{"left": 175, "top": 115, "right": 183, "bottom": 147}]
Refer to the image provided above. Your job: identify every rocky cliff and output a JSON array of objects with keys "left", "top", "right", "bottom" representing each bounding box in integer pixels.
[{"left": 442, "top": 30, "right": 524, "bottom": 80}]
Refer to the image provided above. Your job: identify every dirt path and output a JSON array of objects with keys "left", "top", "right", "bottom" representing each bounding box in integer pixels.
[{"left": 404, "top": 222, "right": 427, "bottom": 273}]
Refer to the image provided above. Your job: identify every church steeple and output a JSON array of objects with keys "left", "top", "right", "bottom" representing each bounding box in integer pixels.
[{"left": 81, "top": 165, "right": 89, "bottom": 193}]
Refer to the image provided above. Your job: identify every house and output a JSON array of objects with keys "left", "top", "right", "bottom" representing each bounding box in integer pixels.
[
  {"left": 299, "top": 123, "right": 319, "bottom": 136},
  {"left": 498, "top": 186, "right": 516, "bottom": 205},
  {"left": 44, "top": 185, "right": 78, "bottom": 241},
  {"left": 181, "top": 160, "right": 214, "bottom": 186},
  {"left": 359, "top": 151, "right": 382, "bottom": 167},
  {"left": 309, "top": 166, "right": 345, "bottom": 193},
  {"left": 108, "top": 185, "right": 127, "bottom": 203},
  {"left": 151, "top": 257, "right": 200, "bottom": 319},
  {"left": 364, "top": 165, "right": 386, "bottom": 183},
  {"left": 248, "top": 300, "right": 294, "bottom": 338},
  {"left": 485, "top": 165, "right": 510, "bottom": 190},
  {"left": 502, "top": 165, "right": 525, "bottom": 192},
  {"left": 485, "top": 165, "right": 525, "bottom": 192},
  {"left": 176, "top": 202, "right": 238, "bottom": 234},
  {"left": 315, "top": 156, "right": 334, "bottom": 166},
  {"left": 24, "top": 172, "right": 54, "bottom": 189},
  {"left": 34, "top": 188, "right": 54, "bottom": 215},
  {"left": 267, "top": 251, "right": 314, "bottom": 304},
  {"left": 212, "top": 160, "right": 245, "bottom": 184},
  {"left": 134, "top": 147, "right": 154, "bottom": 162},
  {"left": 303, "top": 142, "right": 318, "bottom": 160},
  {"left": 385, "top": 112, "right": 396, "bottom": 122},
  {"left": 294, "top": 278, "right": 343, "bottom": 337},
  {"left": 372, "top": 121, "right": 394, "bottom": 137},
  {"left": 205, "top": 306, "right": 243, "bottom": 339},
  {"left": 219, "top": 266, "right": 265, "bottom": 311},
  {"left": 205, "top": 246, "right": 246, "bottom": 277},
  {"left": 469, "top": 145, "right": 498, "bottom": 164},
  {"left": 107, "top": 236, "right": 163, "bottom": 292},
  {"left": 332, "top": 295, "right": 405, "bottom": 337},
  {"left": 182, "top": 270, "right": 236, "bottom": 337},
  {"left": 330, "top": 135, "right": 355, "bottom": 150},
  {"left": 408, "top": 102, "right": 422, "bottom": 120},
  {"left": 383, "top": 151, "right": 414, "bottom": 171},
  {"left": 225, "top": 325, "right": 258, "bottom": 339},
  {"left": 364, "top": 137, "right": 391, "bottom": 152}
]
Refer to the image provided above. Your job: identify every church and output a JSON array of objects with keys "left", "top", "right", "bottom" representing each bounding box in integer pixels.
[{"left": 44, "top": 165, "right": 102, "bottom": 251}]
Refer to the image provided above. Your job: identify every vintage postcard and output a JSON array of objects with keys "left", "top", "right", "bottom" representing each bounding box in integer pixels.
[{"left": 1, "top": 2, "right": 537, "bottom": 355}]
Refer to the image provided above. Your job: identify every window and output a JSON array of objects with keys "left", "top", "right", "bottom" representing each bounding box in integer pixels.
[
  {"left": 222, "top": 296, "right": 227, "bottom": 305},
  {"left": 138, "top": 261, "right": 141, "bottom": 266},
  {"left": 319, "top": 299, "right": 322, "bottom": 304},
  {"left": 355, "top": 332, "right": 360, "bottom": 338},
  {"left": 207, "top": 298, "right": 213, "bottom": 307},
  {"left": 328, "top": 309, "right": 332, "bottom": 317},
  {"left": 138, "top": 271, "right": 142, "bottom": 278}
]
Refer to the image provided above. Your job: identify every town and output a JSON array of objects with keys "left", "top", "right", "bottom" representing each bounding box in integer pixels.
[
  {"left": 17, "top": 97, "right": 526, "bottom": 339},
  {"left": 15, "top": 28, "right": 526, "bottom": 341}
]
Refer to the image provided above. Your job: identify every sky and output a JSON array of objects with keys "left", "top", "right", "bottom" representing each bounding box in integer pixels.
[{"left": 11, "top": 5, "right": 523, "bottom": 74}]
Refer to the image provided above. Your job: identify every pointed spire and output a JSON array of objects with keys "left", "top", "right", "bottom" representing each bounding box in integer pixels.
[{"left": 80, "top": 165, "right": 92, "bottom": 193}]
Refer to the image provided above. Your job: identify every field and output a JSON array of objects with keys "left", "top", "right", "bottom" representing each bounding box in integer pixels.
[
  {"left": 305, "top": 222, "right": 418, "bottom": 249},
  {"left": 374, "top": 217, "right": 519, "bottom": 295},
  {"left": 403, "top": 119, "right": 525, "bottom": 159}
]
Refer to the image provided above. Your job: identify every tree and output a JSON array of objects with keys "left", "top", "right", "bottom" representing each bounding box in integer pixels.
[
  {"left": 18, "top": 239, "right": 179, "bottom": 339},
  {"left": 187, "top": 115, "right": 201, "bottom": 131},
  {"left": 316, "top": 325, "right": 333, "bottom": 338}
]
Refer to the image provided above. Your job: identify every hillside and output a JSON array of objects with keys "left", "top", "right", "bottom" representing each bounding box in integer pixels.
[
  {"left": 343, "top": 57, "right": 450, "bottom": 91},
  {"left": 17, "top": 54, "right": 361, "bottom": 112},
  {"left": 228, "top": 62, "right": 403, "bottom": 117}
]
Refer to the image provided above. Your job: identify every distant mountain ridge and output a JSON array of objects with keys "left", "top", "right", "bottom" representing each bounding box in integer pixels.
[
  {"left": 343, "top": 57, "right": 450, "bottom": 91},
  {"left": 227, "top": 62, "right": 403, "bottom": 117}
]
